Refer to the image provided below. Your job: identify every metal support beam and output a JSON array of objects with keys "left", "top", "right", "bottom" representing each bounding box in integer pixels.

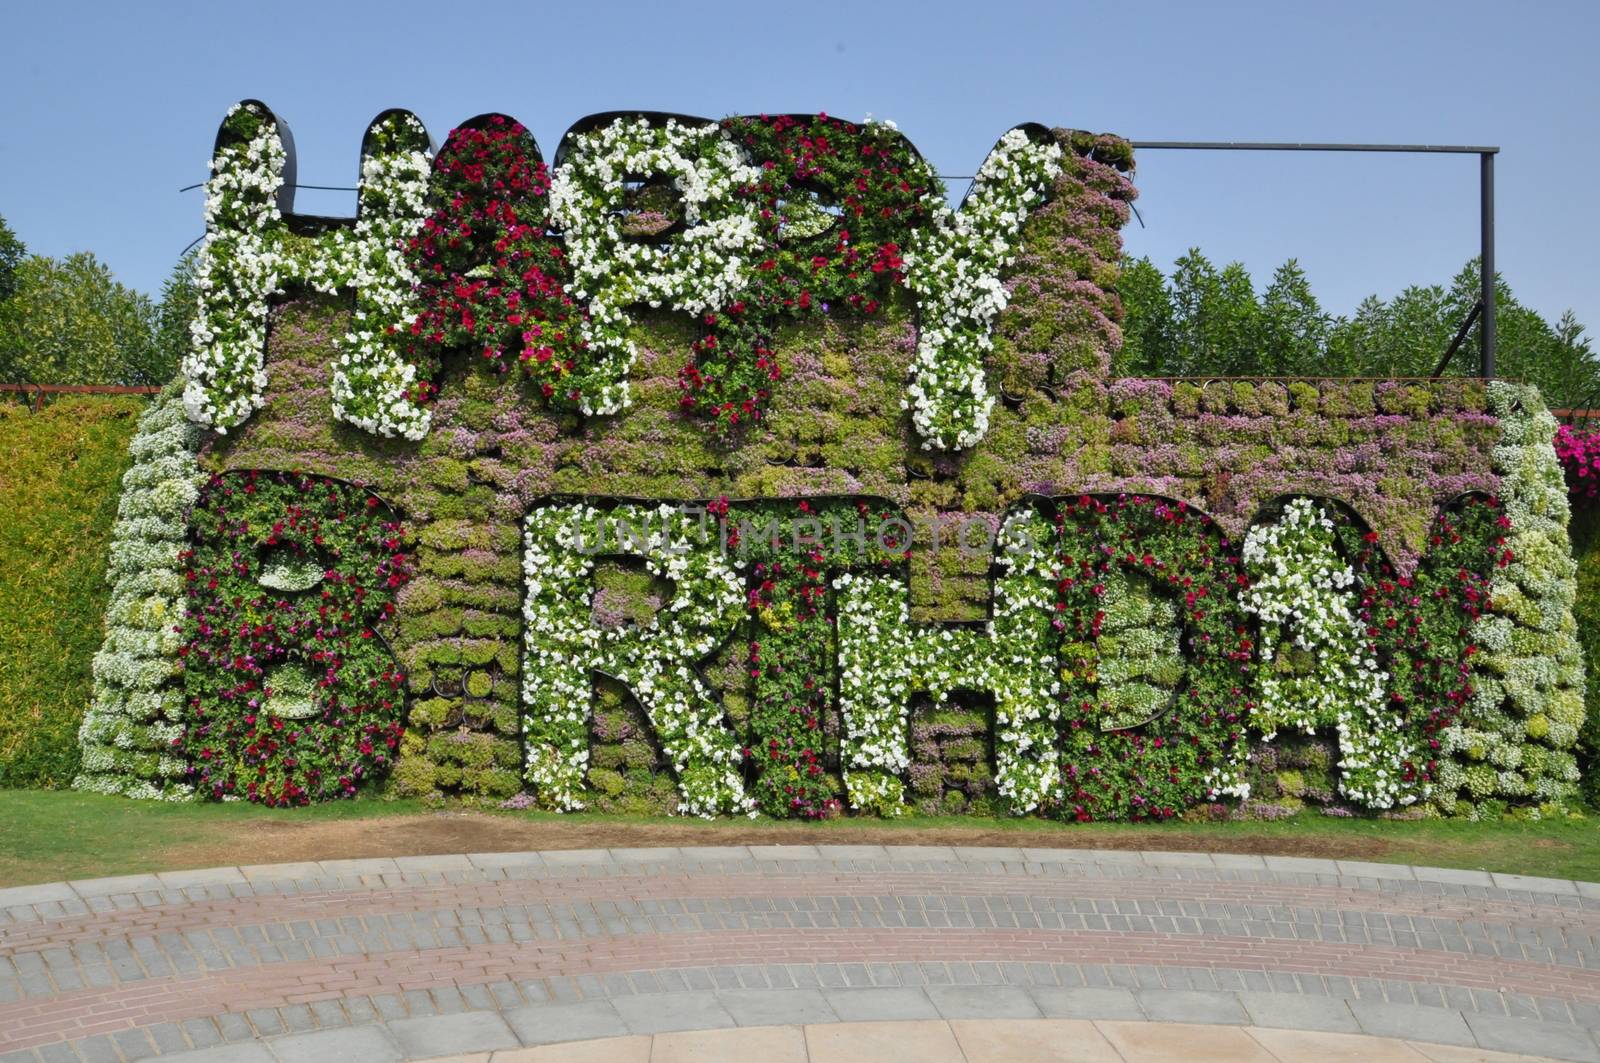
[
  {"left": 1433, "top": 300, "right": 1484, "bottom": 379},
  {"left": 1130, "top": 140, "right": 1500, "bottom": 379},
  {"left": 1480, "top": 152, "right": 1496, "bottom": 378}
]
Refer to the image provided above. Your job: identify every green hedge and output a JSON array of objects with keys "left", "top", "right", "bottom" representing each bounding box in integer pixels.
[
  {"left": 1575, "top": 510, "right": 1600, "bottom": 804},
  {"left": 0, "top": 397, "right": 144, "bottom": 786}
]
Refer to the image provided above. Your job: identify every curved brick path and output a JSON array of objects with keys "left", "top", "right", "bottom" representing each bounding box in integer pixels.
[{"left": 0, "top": 846, "right": 1598, "bottom": 1062}]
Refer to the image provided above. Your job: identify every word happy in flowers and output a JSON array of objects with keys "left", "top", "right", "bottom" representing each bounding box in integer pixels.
[{"left": 181, "top": 102, "right": 1059, "bottom": 450}]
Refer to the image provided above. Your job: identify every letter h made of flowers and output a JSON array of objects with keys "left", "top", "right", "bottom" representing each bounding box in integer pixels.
[
  {"left": 833, "top": 506, "right": 1063, "bottom": 815},
  {"left": 183, "top": 102, "right": 437, "bottom": 438}
]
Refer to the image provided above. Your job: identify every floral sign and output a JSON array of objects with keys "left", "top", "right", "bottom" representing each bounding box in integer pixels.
[{"left": 78, "top": 102, "right": 1584, "bottom": 823}]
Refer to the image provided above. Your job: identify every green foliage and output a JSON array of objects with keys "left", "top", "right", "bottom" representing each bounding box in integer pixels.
[
  {"left": 0, "top": 252, "right": 162, "bottom": 386},
  {"left": 1259, "top": 261, "right": 1330, "bottom": 375},
  {"left": 0, "top": 213, "right": 24, "bottom": 304},
  {"left": 1122, "top": 253, "right": 1599, "bottom": 409},
  {"left": 1567, "top": 511, "right": 1600, "bottom": 806},
  {"left": 1113, "top": 256, "right": 1171, "bottom": 376},
  {"left": 75, "top": 385, "right": 203, "bottom": 800},
  {"left": 0, "top": 397, "right": 145, "bottom": 787},
  {"left": 154, "top": 252, "right": 198, "bottom": 384}
]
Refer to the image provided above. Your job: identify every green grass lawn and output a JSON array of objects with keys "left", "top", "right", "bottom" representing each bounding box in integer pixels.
[{"left": 3, "top": 788, "right": 1599, "bottom": 887}]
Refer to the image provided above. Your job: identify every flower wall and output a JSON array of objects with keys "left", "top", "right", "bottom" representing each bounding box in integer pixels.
[
  {"left": 76, "top": 385, "right": 204, "bottom": 799},
  {"left": 1440, "top": 385, "right": 1587, "bottom": 816},
  {"left": 75, "top": 102, "right": 1585, "bottom": 822}
]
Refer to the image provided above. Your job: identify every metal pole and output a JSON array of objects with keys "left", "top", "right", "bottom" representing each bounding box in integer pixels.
[{"left": 1480, "top": 152, "right": 1496, "bottom": 378}]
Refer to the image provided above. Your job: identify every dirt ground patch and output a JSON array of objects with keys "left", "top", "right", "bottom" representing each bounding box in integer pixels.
[
  {"left": 9, "top": 789, "right": 1593, "bottom": 886},
  {"left": 158, "top": 811, "right": 1412, "bottom": 870}
]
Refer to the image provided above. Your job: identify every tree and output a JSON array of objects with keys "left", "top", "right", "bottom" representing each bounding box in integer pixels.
[
  {"left": 1165, "top": 249, "right": 1220, "bottom": 377},
  {"left": 1114, "top": 256, "right": 1174, "bottom": 376},
  {"left": 1436, "top": 260, "right": 1600, "bottom": 409},
  {"left": 1118, "top": 251, "right": 1600, "bottom": 409},
  {"left": 1212, "top": 262, "right": 1263, "bottom": 375},
  {"left": 1159, "top": 249, "right": 1263, "bottom": 375},
  {"left": 1325, "top": 284, "right": 1456, "bottom": 378},
  {"left": 0, "top": 214, "right": 23, "bottom": 304},
  {"left": 151, "top": 251, "right": 198, "bottom": 385},
  {"left": 0, "top": 253, "right": 158, "bottom": 385},
  {"left": 1259, "top": 260, "right": 1328, "bottom": 376},
  {"left": 1550, "top": 311, "right": 1600, "bottom": 411}
]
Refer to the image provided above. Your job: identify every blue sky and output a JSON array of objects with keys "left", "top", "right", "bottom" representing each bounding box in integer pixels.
[{"left": 2, "top": 0, "right": 1595, "bottom": 334}]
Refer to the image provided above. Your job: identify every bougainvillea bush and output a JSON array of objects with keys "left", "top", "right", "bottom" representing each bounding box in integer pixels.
[
  {"left": 1556, "top": 423, "right": 1600, "bottom": 505},
  {"left": 65, "top": 101, "right": 1584, "bottom": 822}
]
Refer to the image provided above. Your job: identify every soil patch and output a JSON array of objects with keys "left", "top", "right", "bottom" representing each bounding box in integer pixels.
[{"left": 158, "top": 812, "right": 1411, "bottom": 871}]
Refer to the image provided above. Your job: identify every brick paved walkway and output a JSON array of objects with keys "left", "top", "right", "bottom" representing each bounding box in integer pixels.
[
  {"left": 1, "top": 847, "right": 1598, "bottom": 1061},
  {"left": 412, "top": 1019, "right": 1562, "bottom": 1061}
]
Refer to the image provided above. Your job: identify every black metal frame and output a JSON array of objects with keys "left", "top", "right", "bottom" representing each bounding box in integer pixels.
[
  {"left": 186, "top": 112, "right": 1505, "bottom": 377},
  {"left": 1128, "top": 141, "right": 1499, "bottom": 378}
]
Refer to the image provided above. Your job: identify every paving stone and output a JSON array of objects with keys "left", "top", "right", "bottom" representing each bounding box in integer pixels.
[
  {"left": 267, "top": 1025, "right": 403, "bottom": 1063},
  {"left": 821, "top": 986, "right": 942, "bottom": 1021},
  {"left": 679, "top": 846, "right": 751, "bottom": 862},
  {"left": 1462, "top": 1012, "right": 1600, "bottom": 1062},
  {"left": 147, "top": 1021, "right": 191, "bottom": 1053},
  {"left": 1335, "top": 860, "right": 1415, "bottom": 881},
  {"left": 1491, "top": 872, "right": 1579, "bottom": 896},
  {"left": 391, "top": 855, "right": 473, "bottom": 873},
  {"left": 1237, "top": 991, "right": 1361, "bottom": 1032},
  {"left": 152, "top": 1046, "right": 273, "bottom": 1063},
  {"left": 746, "top": 845, "right": 820, "bottom": 861},
  {"left": 609, "top": 990, "right": 737, "bottom": 1034},
  {"left": 216, "top": 1013, "right": 256, "bottom": 1043},
  {"left": 1412, "top": 866, "right": 1495, "bottom": 888},
  {"left": 950, "top": 846, "right": 1025, "bottom": 863},
  {"left": 1134, "top": 989, "right": 1248, "bottom": 1024},
  {"left": 386, "top": 1011, "right": 519, "bottom": 1056},
  {"left": 546, "top": 849, "right": 618, "bottom": 869},
  {"left": 239, "top": 862, "right": 323, "bottom": 882},
  {"left": 1262, "top": 856, "right": 1339, "bottom": 875},
  {"left": 70, "top": 1037, "right": 119, "bottom": 1063},
  {"left": 504, "top": 1000, "right": 628, "bottom": 1046},
  {"left": 316, "top": 858, "right": 398, "bottom": 878},
  {"left": 884, "top": 846, "right": 959, "bottom": 863},
  {"left": 0, "top": 882, "right": 76, "bottom": 908},
  {"left": 1031, "top": 987, "right": 1146, "bottom": 1020},
  {"left": 157, "top": 867, "right": 246, "bottom": 890},
  {"left": 466, "top": 852, "right": 546, "bottom": 869},
  {"left": 923, "top": 984, "right": 1042, "bottom": 1020},
  {"left": 610, "top": 847, "right": 683, "bottom": 863},
  {"left": 815, "top": 845, "right": 891, "bottom": 861},
  {"left": 14, "top": 845, "right": 1600, "bottom": 1060},
  {"left": 1209, "top": 853, "right": 1268, "bottom": 870},
  {"left": 1349, "top": 1000, "right": 1477, "bottom": 1047},
  {"left": 716, "top": 988, "right": 838, "bottom": 1026},
  {"left": 1140, "top": 851, "right": 1216, "bottom": 868},
  {"left": 68, "top": 873, "right": 162, "bottom": 898}
]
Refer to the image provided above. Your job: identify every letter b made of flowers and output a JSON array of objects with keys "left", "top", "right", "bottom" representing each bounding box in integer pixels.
[{"left": 179, "top": 471, "right": 413, "bottom": 805}]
